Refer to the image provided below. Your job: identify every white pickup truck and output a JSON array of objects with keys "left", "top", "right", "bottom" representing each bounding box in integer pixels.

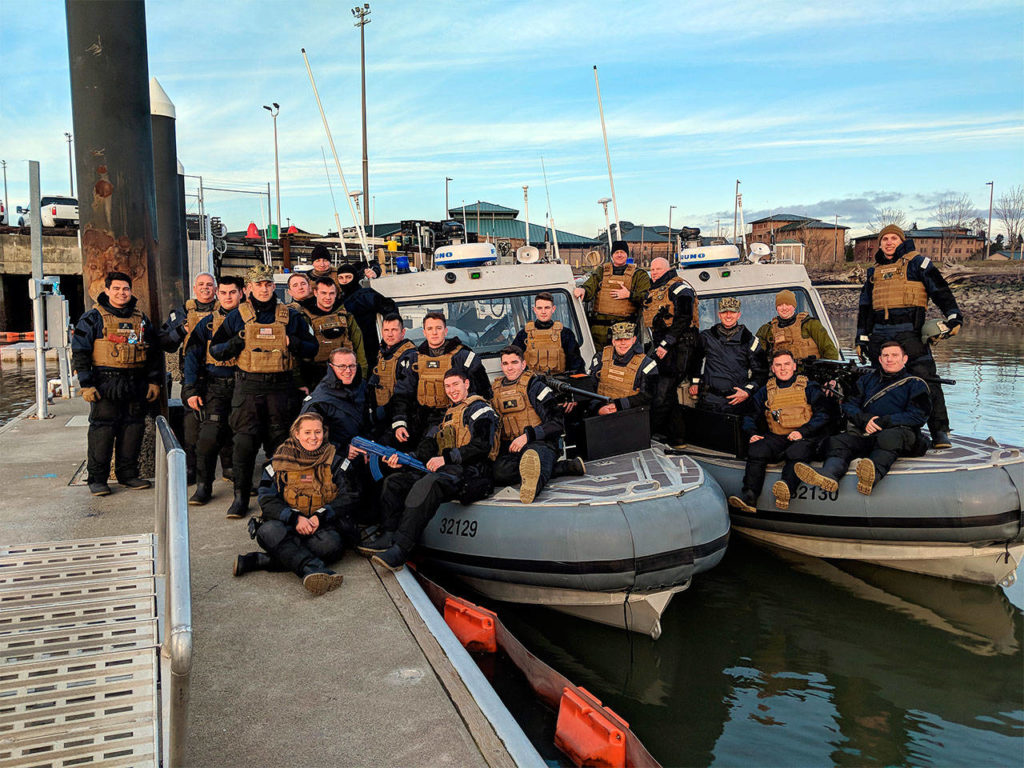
[{"left": 17, "top": 196, "right": 79, "bottom": 228}]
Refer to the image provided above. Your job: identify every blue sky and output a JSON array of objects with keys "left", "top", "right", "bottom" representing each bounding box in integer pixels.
[{"left": 1, "top": 0, "right": 1022, "bottom": 240}]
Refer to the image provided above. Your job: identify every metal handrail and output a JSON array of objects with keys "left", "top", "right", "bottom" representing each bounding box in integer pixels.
[{"left": 155, "top": 416, "right": 193, "bottom": 767}]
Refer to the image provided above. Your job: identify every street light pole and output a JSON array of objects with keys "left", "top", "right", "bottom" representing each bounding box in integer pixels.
[
  {"left": 1, "top": 160, "right": 7, "bottom": 218},
  {"left": 352, "top": 3, "right": 371, "bottom": 228},
  {"left": 986, "top": 181, "right": 994, "bottom": 257},
  {"left": 667, "top": 204, "right": 676, "bottom": 261},
  {"left": 262, "top": 103, "right": 281, "bottom": 235},
  {"left": 598, "top": 198, "right": 612, "bottom": 251},
  {"left": 445, "top": 176, "right": 452, "bottom": 219},
  {"left": 64, "top": 132, "right": 73, "bottom": 195}
]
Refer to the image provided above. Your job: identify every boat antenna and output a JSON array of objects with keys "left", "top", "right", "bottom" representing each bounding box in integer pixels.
[
  {"left": 541, "top": 156, "right": 560, "bottom": 262},
  {"left": 593, "top": 65, "right": 621, "bottom": 240},
  {"left": 522, "top": 186, "right": 530, "bottom": 250},
  {"left": 301, "top": 48, "right": 370, "bottom": 264},
  {"left": 321, "top": 145, "right": 348, "bottom": 263}
]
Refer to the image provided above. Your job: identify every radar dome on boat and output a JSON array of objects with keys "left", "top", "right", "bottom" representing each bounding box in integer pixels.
[{"left": 433, "top": 242, "right": 497, "bottom": 269}]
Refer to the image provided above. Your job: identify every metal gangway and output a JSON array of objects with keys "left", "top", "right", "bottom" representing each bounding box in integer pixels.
[{"left": 0, "top": 417, "right": 193, "bottom": 767}]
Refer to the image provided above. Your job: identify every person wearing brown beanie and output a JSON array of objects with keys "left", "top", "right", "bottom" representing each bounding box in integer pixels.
[
  {"left": 755, "top": 289, "right": 839, "bottom": 364},
  {"left": 855, "top": 225, "right": 963, "bottom": 448}
]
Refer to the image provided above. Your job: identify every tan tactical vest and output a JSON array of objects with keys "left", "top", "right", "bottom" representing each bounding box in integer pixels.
[
  {"left": 206, "top": 310, "right": 237, "bottom": 367},
  {"left": 305, "top": 308, "right": 353, "bottom": 363},
  {"left": 871, "top": 254, "right": 928, "bottom": 319},
  {"left": 594, "top": 264, "right": 638, "bottom": 317},
  {"left": 185, "top": 299, "right": 217, "bottom": 349},
  {"left": 765, "top": 375, "right": 813, "bottom": 435},
  {"left": 642, "top": 276, "right": 698, "bottom": 329},
  {"left": 414, "top": 346, "right": 463, "bottom": 409},
  {"left": 523, "top": 321, "right": 565, "bottom": 374},
  {"left": 596, "top": 347, "right": 642, "bottom": 399},
  {"left": 236, "top": 303, "right": 293, "bottom": 374},
  {"left": 492, "top": 372, "right": 542, "bottom": 441},
  {"left": 436, "top": 395, "right": 500, "bottom": 461},
  {"left": 769, "top": 313, "right": 820, "bottom": 360},
  {"left": 275, "top": 444, "right": 338, "bottom": 517},
  {"left": 92, "top": 305, "right": 148, "bottom": 369},
  {"left": 373, "top": 339, "right": 416, "bottom": 406}
]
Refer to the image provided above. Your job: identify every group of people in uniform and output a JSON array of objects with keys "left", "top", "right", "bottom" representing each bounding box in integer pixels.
[{"left": 71, "top": 224, "right": 962, "bottom": 595}]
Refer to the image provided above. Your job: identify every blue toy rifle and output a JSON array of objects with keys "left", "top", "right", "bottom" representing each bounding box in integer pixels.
[{"left": 350, "top": 436, "right": 458, "bottom": 482}]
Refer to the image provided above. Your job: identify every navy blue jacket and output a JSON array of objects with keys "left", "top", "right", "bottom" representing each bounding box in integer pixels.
[
  {"left": 257, "top": 452, "right": 352, "bottom": 528},
  {"left": 340, "top": 283, "right": 397, "bottom": 362},
  {"left": 182, "top": 307, "right": 236, "bottom": 400},
  {"left": 209, "top": 294, "right": 317, "bottom": 363},
  {"left": 843, "top": 368, "right": 931, "bottom": 431},
  {"left": 494, "top": 372, "right": 564, "bottom": 447},
  {"left": 589, "top": 347, "right": 659, "bottom": 413},
  {"left": 511, "top": 320, "right": 586, "bottom": 375},
  {"left": 688, "top": 324, "right": 767, "bottom": 395},
  {"left": 856, "top": 239, "right": 963, "bottom": 343},
  {"left": 415, "top": 397, "right": 498, "bottom": 470},
  {"left": 72, "top": 294, "right": 162, "bottom": 388},
  {"left": 300, "top": 369, "right": 368, "bottom": 453},
  {"left": 743, "top": 375, "right": 830, "bottom": 438}
]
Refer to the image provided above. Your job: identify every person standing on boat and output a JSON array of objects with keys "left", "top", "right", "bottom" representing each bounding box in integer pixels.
[
  {"left": 183, "top": 275, "right": 245, "bottom": 506},
  {"left": 390, "top": 312, "right": 493, "bottom": 445},
  {"left": 310, "top": 243, "right": 382, "bottom": 287},
  {"left": 491, "top": 345, "right": 585, "bottom": 504},
  {"left": 728, "top": 349, "right": 830, "bottom": 513},
  {"left": 367, "top": 313, "right": 417, "bottom": 441},
  {"left": 335, "top": 261, "right": 397, "bottom": 364},
  {"left": 590, "top": 323, "right": 659, "bottom": 415},
  {"left": 795, "top": 340, "right": 931, "bottom": 497},
  {"left": 360, "top": 368, "right": 499, "bottom": 572},
  {"left": 300, "top": 276, "right": 368, "bottom": 388},
  {"left": 511, "top": 291, "right": 586, "bottom": 375},
  {"left": 209, "top": 263, "right": 319, "bottom": 519},
  {"left": 573, "top": 240, "right": 651, "bottom": 348},
  {"left": 642, "top": 257, "right": 698, "bottom": 446},
  {"left": 157, "top": 271, "right": 218, "bottom": 484},
  {"left": 856, "top": 224, "right": 962, "bottom": 448},
  {"left": 233, "top": 413, "right": 354, "bottom": 596},
  {"left": 687, "top": 296, "right": 766, "bottom": 415},
  {"left": 755, "top": 290, "right": 839, "bottom": 363},
  {"left": 72, "top": 271, "right": 162, "bottom": 496}
]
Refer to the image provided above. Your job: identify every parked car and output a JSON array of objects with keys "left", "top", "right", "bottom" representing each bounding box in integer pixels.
[{"left": 17, "top": 196, "right": 79, "bottom": 228}]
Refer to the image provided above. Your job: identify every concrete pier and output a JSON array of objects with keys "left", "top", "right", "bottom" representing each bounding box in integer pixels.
[{"left": 0, "top": 397, "right": 507, "bottom": 767}]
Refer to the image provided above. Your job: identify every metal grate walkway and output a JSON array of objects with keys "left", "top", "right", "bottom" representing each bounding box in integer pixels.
[{"left": 0, "top": 535, "right": 162, "bottom": 768}]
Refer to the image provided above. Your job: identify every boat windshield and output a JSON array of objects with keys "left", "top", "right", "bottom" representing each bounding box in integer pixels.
[
  {"left": 696, "top": 287, "right": 819, "bottom": 333},
  {"left": 397, "top": 289, "right": 581, "bottom": 360}
]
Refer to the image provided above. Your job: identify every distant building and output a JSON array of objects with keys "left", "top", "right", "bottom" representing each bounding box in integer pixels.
[
  {"left": 747, "top": 214, "right": 848, "bottom": 268},
  {"left": 852, "top": 227, "right": 985, "bottom": 263}
]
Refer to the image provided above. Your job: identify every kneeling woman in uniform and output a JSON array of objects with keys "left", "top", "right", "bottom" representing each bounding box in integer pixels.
[{"left": 234, "top": 412, "right": 357, "bottom": 595}]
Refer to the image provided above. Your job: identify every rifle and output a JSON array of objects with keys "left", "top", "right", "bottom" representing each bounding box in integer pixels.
[
  {"left": 806, "top": 358, "right": 955, "bottom": 401},
  {"left": 537, "top": 374, "right": 612, "bottom": 403},
  {"left": 350, "top": 436, "right": 458, "bottom": 483}
]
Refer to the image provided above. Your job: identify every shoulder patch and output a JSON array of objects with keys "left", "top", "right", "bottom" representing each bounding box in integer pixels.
[
  {"left": 464, "top": 350, "right": 476, "bottom": 367},
  {"left": 470, "top": 404, "right": 496, "bottom": 421},
  {"left": 670, "top": 284, "right": 686, "bottom": 295},
  {"left": 920, "top": 256, "right": 931, "bottom": 269},
  {"left": 642, "top": 359, "right": 657, "bottom": 375},
  {"left": 750, "top": 338, "right": 760, "bottom": 351},
  {"left": 537, "top": 386, "right": 553, "bottom": 400},
  {"left": 265, "top": 465, "right": 275, "bottom": 477}
]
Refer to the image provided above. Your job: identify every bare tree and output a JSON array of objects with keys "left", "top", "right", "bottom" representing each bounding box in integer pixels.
[
  {"left": 994, "top": 185, "right": 1024, "bottom": 255},
  {"left": 933, "top": 192, "right": 977, "bottom": 263},
  {"left": 869, "top": 207, "right": 907, "bottom": 232}
]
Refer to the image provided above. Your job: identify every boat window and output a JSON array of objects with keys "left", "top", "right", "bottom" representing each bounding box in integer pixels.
[
  {"left": 696, "top": 288, "right": 817, "bottom": 333},
  {"left": 397, "top": 290, "right": 581, "bottom": 359}
]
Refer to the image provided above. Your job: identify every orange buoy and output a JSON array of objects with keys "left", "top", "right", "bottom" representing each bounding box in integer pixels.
[
  {"left": 443, "top": 596, "right": 497, "bottom": 653},
  {"left": 554, "top": 686, "right": 628, "bottom": 768},
  {"left": 245, "top": 222, "right": 261, "bottom": 239}
]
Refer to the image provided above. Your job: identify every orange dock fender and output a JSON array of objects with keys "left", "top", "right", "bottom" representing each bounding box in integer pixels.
[
  {"left": 443, "top": 595, "right": 497, "bottom": 653},
  {"left": 554, "top": 686, "right": 628, "bottom": 768}
]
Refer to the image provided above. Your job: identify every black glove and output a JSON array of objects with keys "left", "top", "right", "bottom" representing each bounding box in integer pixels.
[{"left": 223, "top": 334, "right": 246, "bottom": 357}]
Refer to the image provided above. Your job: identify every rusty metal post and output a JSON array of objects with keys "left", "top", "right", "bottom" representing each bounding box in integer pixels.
[
  {"left": 150, "top": 77, "right": 186, "bottom": 309},
  {"left": 66, "top": 0, "right": 159, "bottom": 323}
]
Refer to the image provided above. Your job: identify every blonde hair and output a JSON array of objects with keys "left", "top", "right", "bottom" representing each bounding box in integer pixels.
[{"left": 290, "top": 412, "right": 325, "bottom": 439}]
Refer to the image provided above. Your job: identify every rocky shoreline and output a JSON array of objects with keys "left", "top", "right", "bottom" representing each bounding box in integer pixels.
[{"left": 818, "top": 273, "right": 1024, "bottom": 327}]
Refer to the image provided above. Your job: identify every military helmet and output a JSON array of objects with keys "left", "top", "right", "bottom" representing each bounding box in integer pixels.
[{"left": 921, "top": 318, "right": 950, "bottom": 345}]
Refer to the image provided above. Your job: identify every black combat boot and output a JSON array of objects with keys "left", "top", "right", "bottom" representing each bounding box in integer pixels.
[
  {"left": 553, "top": 457, "right": 586, "bottom": 477},
  {"left": 189, "top": 483, "right": 212, "bottom": 506},
  {"left": 371, "top": 544, "right": 407, "bottom": 573},
  {"left": 301, "top": 561, "right": 344, "bottom": 595},
  {"left": 357, "top": 529, "right": 394, "bottom": 556},
  {"left": 233, "top": 551, "right": 273, "bottom": 577},
  {"left": 727, "top": 490, "right": 758, "bottom": 514},
  {"left": 226, "top": 490, "right": 249, "bottom": 519}
]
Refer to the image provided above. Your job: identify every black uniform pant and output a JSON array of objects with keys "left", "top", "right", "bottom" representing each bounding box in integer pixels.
[
  {"left": 742, "top": 433, "right": 818, "bottom": 496},
  {"left": 699, "top": 391, "right": 754, "bottom": 417},
  {"left": 820, "top": 426, "right": 920, "bottom": 484},
  {"left": 87, "top": 397, "right": 147, "bottom": 483},
  {"left": 229, "top": 378, "right": 300, "bottom": 496},
  {"left": 299, "top": 360, "right": 329, "bottom": 392},
  {"left": 194, "top": 376, "right": 236, "bottom": 485},
  {"left": 493, "top": 442, "right": 557, "bottom": 493},
  {"left": 868, "top": 332, "right": 948, "bottom": 434},
  {"left": 255, "top": 519, "right": 343, "bottom": 576},
  {"left": 379, "top": 469, "right": 464, "bottom": 553}
]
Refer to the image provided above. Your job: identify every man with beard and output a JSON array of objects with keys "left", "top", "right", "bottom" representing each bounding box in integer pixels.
[
  {"left": 183, "top": 275, "right": 244, "bottom": 506},
  {"left": 855, "top": 224, "right": 963, "bottom": 448},
  {"left": 573, "top": 240, "right": 651, "bottom": 347},
  {"left": 687, "top": 296, "right": 766, "bottom": 415},
  {"left": 210, "top": 264, "right": 318, "bottom": 519},
  {"left": 72, "top": 272, "right": 162, "bottom": 495},
  {"left": 390, "top": 311, "right": 492, "bottom": 446},
  {"left": 642, "top": 257, "right": 698, "bottom": 445}
]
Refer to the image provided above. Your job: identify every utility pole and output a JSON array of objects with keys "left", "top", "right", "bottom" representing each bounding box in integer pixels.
[
  {"left": 1, "top": 160, "right": 7, "bottom": 217},
  {"left": 352, "top": 3, "right": 371, "bottom": 228},
  {"left": 445, "top": 176, "right": 452, "bottom": 219},
  {"left": 733, "top": 179, "right": 740, "bottom": 245},
  {"left": 64, "top": 132, "right": 74, "bottom": 195},
  {"left": 986, "top": 181, "right": 994, "bottom": 258},
  {"left": 262, "top": 103, "right": 281, "bottom": 236},
  {"left": 833, "top": 213, "right": 838, "bottom": 265},
  {"left": 667, "top": 204, "right": 676, "bottom": 260}
]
